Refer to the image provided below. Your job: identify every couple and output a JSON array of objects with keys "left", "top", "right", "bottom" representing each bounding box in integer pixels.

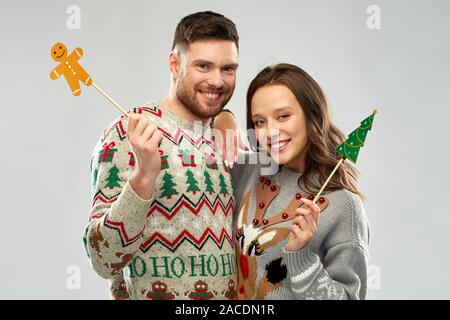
[{"left": 84, "top": 11, "right": 369, "bottom": 300}]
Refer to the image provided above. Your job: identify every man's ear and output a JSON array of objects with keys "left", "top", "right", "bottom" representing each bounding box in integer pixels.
[{"left": 168, "top": 51, "right": 180, "bottom": 80}]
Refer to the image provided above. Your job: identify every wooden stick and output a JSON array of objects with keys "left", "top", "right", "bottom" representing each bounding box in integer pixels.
[
  {"left": 92, "top": 82, "right": 128, "bottom": 117},
  {"left": 313, "top": 158, "right": 345, "bottom": 203}
]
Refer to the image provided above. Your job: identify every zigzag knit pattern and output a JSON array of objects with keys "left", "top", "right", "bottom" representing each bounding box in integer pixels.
[{"left": 84, "top": 102, "right": 237, "bottom": 300}]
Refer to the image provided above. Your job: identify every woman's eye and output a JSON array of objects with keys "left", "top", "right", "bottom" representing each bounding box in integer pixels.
[
  {"left": 253, "top": 120, "right": 265, "bottom": 126},
  {"left": 278, "top": 114, "right": 290, "bottom": 120}
]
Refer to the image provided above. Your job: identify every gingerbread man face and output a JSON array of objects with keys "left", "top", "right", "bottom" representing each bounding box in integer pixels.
[
  {"left": 228, "top": 279, "right": 235, "bottom": 290},
  {"left": 145, "top": 281, "right": 176, "bottom": 300},
  {"left": 186, "top": 280, "right": 216, "bottom": 300},
  {"left": 51, "top": 43, "right": 68, "bottom": 62},
  {"left": 152, "top": 281, "right": 167, "bottom": 293},
  {"left": 195, "top": 280, "right": 208, "bottom": 292}
]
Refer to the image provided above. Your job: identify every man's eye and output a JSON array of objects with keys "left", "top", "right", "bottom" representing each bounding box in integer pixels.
[
  {"left": 198, "top": 64, "right": 209, "bottom": 69},
  {"left": 223, "top": 67, "right": 236, "bottom": 73}
]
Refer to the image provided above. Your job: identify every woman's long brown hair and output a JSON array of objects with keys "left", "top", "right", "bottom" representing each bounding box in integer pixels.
[{"left": 246, "top": 63, "right": 363, "bottom": 199}]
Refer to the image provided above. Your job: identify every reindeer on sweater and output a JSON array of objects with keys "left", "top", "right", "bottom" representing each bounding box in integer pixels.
[{"left": 235, "top": 176, "right": 329, "bottom": 299}]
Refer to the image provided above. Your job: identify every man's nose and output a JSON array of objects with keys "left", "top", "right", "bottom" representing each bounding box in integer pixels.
[{"left": 207, "top": 69, "right": 225, "bottom": 88}]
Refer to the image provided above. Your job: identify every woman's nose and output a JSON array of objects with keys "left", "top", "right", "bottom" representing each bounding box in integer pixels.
[{"left": 267, "top": 123, "right": 281, "bottom": 139}]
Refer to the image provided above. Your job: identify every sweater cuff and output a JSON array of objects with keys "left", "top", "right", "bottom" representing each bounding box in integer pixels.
[
  {"left": 283, "top": 245, "right": 320, "bottom": 278},
  {"left": 106, "top": 181, "right": 154, "bottom": 242}
]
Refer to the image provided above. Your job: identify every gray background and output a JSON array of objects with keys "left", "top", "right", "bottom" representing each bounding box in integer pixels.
[{"left": 0, "top": 0, "right": 449, "bottom": 299}]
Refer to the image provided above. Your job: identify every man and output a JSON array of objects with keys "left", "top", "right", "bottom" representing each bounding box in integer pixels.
[{"left": 83, "top": 11, "right": 239, "bottom": 300}]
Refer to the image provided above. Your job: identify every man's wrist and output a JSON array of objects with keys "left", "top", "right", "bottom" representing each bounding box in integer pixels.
[{"left": 129, "top": 170, "right": 158, "bottom": 201}]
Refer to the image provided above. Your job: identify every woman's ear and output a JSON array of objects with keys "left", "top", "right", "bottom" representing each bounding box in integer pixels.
[{"left": 168, "top": 51, "right": 180, "bottom": 79}]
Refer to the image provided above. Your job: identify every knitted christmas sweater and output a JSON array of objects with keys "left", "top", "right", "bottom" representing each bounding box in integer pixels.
[
  {"left": 231, "top": 153, "right": 370, "bottom": 300},
  {"left": 84, "top": 102, "right": 237, "bottom": 300}
]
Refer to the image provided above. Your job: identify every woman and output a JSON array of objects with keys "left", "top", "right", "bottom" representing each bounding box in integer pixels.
[{"left": 217, "top": 63, "right": 370, "bottom": 300}]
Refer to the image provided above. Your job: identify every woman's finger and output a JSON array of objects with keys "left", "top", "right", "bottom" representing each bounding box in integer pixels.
[
  {"left": 291, "top": 223, "right": 304, "bottom": 240},
  {"left": 301, "top": 198, "right": 321, "bottom": 221},
  {"left": 225, "top": 129, "right": 236, "bottom": 168},
  {"left": 295, "top": 207, "right": 310, "bottom": 216},
  {"left": 295, "top": 216, "right": 308, "bottom": 231},
  {"left": 238, "top": 128, "right": 250, "bottom": 151},
  {"left": 303, "top": 212, "right": 317, "bottom": 231}
]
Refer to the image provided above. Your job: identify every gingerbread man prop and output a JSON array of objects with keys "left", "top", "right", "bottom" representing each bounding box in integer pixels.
[{"left": 50, "top": 42, "right": 92, "bottom": 96}]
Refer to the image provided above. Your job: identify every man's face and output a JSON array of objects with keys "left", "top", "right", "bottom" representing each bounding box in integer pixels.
[{"left": 175, "top": 39, "right": 238, "bottom": 119}]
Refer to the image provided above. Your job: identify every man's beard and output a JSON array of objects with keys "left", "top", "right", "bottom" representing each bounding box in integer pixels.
[{"left": 176, "top": 77, "right": 234, "bottom": 120}]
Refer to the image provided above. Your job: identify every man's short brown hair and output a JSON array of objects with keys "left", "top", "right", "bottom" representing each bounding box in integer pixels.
[{"left": 172, "top": 11, "right": 239, "bottom": 52}]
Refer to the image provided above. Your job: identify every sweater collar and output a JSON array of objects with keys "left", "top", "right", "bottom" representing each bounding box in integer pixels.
[
  {"left": 152, "top": 102, "right": 211, "bottom": 135},
  {"left": 271, "top": 166, "right": 303, "bottom": 191}
]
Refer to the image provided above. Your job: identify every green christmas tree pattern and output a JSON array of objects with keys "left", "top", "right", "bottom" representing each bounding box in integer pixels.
[
  {"left": 218, "top": 173, "right": 228, "bottom": 195},
  {"left": 160, "top": 172, "right": 178, "bottom": 199},
  {"left": 204, "top": 170, "right": 215, "bottom": 195},
  {"left": 186, "top": 169, "right": 200, "bottom": 194},
  {"left": 336, "top": 109, "right": 377, "bottom": 164},
  {"left": 105, "top": 165, "right": 121, "bottom": 189}
]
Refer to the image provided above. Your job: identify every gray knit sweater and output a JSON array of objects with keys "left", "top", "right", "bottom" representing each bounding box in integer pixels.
[{"left": 231, "top": 152, "right": 370, "bottom": 300}]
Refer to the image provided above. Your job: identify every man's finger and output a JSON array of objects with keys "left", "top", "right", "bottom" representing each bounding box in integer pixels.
[
  {"left": 141, "top": 123, "right": 156, "bottom": 141},
  {"left": 148, "top": 128, "right": 164, "bottom": 148},
  {"left": 127, "top": 113, "right": 138, "bottom": 133},
  {"left": 134, "top": 117, "right": 149, "bottom": 136}
]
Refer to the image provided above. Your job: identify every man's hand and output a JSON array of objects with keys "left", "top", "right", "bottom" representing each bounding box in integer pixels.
[
  {"left": 212, "top": 110, "right": 248, "bottom": 168},
  {"left": 127, "top": 112, "right": 164, "bottom": 200}
]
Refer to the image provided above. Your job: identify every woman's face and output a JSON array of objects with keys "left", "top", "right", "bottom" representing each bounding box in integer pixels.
[{"left": 251, "top": 84, "right": 308, "bottom": 172}]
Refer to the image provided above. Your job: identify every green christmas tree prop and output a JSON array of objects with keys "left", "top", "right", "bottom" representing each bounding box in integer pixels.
[
  {"left": 161, "top": 172, "right": 178, "bottom": 199},
  {"left": 105, "top": 165, "right": 121, "bottom": 189},
  {"left": 204, "top": 171, "right": 215, "bottom": 195},
  {"left": 219, "top": 173, "right": 228, "bottom": 195},
  {"left": 336, "top": 109, "right": 377, "bottom": 164},
  {"left": 314, "top": 109, "right": 378, "bottom": 203},
  {"left": 186, "top": 169, "right": 200, "bottom": 194}
]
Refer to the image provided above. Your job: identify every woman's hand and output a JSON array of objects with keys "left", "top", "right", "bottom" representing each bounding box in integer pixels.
[
  {"left": 212, "top": 110, "right": 248, "bottom": 168},
  {"left": 285, "top": 198, "right": 321, "bottom": 251}
]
